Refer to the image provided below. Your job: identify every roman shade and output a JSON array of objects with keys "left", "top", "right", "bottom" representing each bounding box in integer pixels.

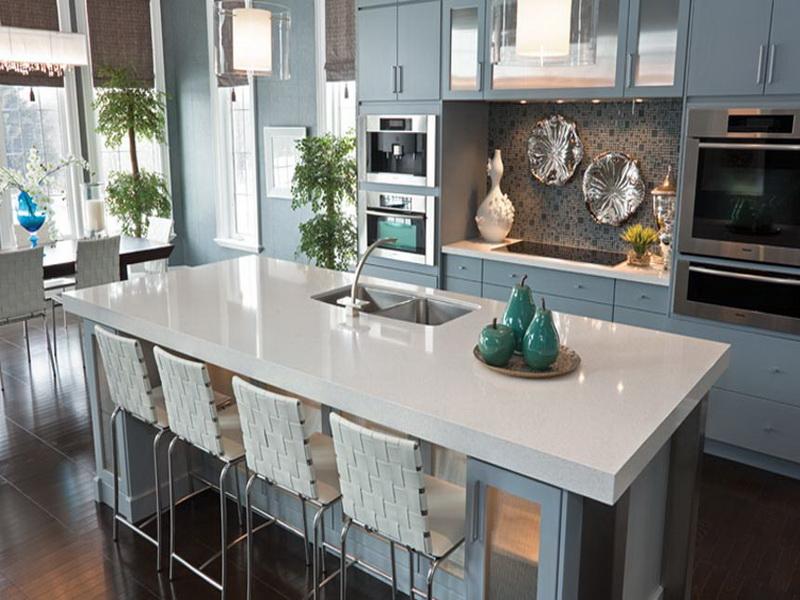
[
  {"left": 86, "top": 0, "right": 154, "bottom": 87},
  {"left": 325, "top": 0, "right": 355, "bottom": 82},
  {"left": 0, "top": 0, "right": 63, "bottom": 87}
]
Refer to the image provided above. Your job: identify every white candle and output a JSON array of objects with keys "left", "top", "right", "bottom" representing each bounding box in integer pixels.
[{"left": 85, "top": 199, "right": 106, "bottom": 232}]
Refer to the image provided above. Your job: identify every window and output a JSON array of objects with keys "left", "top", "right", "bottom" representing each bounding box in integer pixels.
[
  {"left": 324, "top": 80, "right": 356, "bottom": 137},
  {"left": 0, "top": 85, "right": 79, "bottom": 241}
]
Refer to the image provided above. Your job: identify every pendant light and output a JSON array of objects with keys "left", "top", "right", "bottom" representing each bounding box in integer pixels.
[
  {"left": 0, "top": 26, "right": 88, "bottom": 77},
  {"left": 515, "top": 0, "right": 572, "bottom": 59},
  {"left": 232, "top": 7, "right": 272, "bottom": 75}
]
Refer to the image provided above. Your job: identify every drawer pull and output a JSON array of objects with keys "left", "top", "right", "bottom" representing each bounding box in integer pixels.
[
  {"left": 769, "top": 367, "right": 782, "bottom": 374},
  {"left": 575, "top": 283, "right": 584, "bottom": 289},
  {"left": 763, "top": 425, "right": 776, "bottom": 434},
  {"left": 458, "top": 265, "right": 466, "bottom": 270},
  {"left": 509, "top": 273, "right": 518, "bottom": 279},
  {"left": 639, "top": 294, "right": 650, "bottom": 300}
]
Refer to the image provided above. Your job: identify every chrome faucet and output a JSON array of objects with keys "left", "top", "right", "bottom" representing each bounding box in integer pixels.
[{"left": 339, "top": 237, "right": 397, "bottom": 317}]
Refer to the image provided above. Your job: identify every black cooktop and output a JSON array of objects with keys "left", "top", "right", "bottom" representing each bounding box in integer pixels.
[{"left": 499, "top": 241, "right": 627, "bottom": 267}]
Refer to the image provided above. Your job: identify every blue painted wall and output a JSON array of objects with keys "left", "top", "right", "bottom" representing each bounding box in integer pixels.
[{"left": 162, "top": 0, "right": 317, "bottom": 266}]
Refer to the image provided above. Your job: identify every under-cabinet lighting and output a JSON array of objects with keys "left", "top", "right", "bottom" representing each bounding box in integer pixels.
[
  {"left": 591, "top": 98, "right": 601, "bottom": 104},
  {"left": 515, "top": 0, "right": 571, "bottom": 60},
  {"left": 520, "top": 100, "right": 528, "bottom": 104}
]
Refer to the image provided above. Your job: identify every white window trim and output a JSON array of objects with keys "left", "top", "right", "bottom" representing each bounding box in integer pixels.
[
  {"left": 73, "top": 0, "right": 171, "bottom": 239},
  {"left": 206, "top": 0, "right": 263, "bottom": 254},
  {"left": 314, "top": 0, "right": 327, "bottom": 134}
]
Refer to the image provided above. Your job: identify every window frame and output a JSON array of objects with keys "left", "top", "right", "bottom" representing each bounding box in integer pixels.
[
  {"left": 73, "top": 0, "right": 171, "bottom": 238},
  {"left": 207, "top": 0, "right": 263, "bottom": 254}
]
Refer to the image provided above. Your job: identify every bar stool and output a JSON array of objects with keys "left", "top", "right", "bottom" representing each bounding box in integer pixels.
[
  {"left": 153, "top": 347, "right": 246, "bottom": 598},
  {"left": 329, "top": 413, "right": 466, "bottom": 600},
  {"left": 94, "top": 325, "right": 171, "bottom": 571},
  {"left": 232, "top": 377, "right": 343, "bottom": 599}
]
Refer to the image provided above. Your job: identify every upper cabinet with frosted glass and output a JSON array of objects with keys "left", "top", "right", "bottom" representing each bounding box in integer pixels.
[{"left": 441, "top": 0, "right": 690, "bottom": 99}]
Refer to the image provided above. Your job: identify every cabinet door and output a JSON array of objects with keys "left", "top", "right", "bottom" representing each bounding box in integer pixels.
[
  {"left": 486, "top": 0, "right": 627, "bottom": 99},
  {"left": 357, "top": 5, "right": 399, "bottom": 102},
  {"left": 397, "top": 0, "right": 442, "bottom": 100},
  {"left": 764, "top": 0, "right": 800, "bottom": 96},
  {"left": 686, "top": 0, "right": 772, "bottom": 97},
  {"left": 624, "top": 0, "right": 690, "bottom": 97},
  {"left": 465, "top": 457, "right": 564, "bottom": 600},
  {"left": 442, "top": 0, "right": 485, "bottom": 99}
]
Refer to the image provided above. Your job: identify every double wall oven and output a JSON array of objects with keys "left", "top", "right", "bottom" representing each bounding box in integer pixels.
[{"left": 675, "top": 107, "right": 800, "bottom": 334}]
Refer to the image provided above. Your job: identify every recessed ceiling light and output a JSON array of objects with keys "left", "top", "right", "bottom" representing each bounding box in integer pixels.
[
  {"left": 556, "top": 99, "right": 565, "bottom": 104},
  {"left": 635, "top": 98, "right": 644, "bottom": 103},
  {"left": 591, "top": 99, "right": 601, "bottom": 104},
  {"left": 520, "top": 100, "right": 528, "bottom": 105}
]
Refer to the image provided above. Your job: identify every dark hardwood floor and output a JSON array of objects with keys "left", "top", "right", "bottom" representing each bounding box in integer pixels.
[{"left": 0, "top": 313, "right": 798, "bottom": 599}]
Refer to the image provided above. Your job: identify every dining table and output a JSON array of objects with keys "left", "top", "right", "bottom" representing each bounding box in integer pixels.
[{"left": 41, "top": 236, "right": 175, "bottom": 281}]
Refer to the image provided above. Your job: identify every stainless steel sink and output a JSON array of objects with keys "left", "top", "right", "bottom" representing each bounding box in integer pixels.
[{"left": 312, "top": 285, "right": 474, "bottom": 325}]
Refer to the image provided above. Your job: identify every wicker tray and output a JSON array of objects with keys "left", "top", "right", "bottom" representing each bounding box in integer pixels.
[{"left": 473, "top": 345, "right": 581, "bottom": 379}]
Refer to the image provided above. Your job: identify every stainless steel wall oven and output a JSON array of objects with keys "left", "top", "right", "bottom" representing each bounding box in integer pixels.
[
  {"left": 358, "top": 190, "right": 436, "bottom": 266},
  {"left": 358, "top": 115, "right": 437, "bottom": 187},
  {"left": 679, "top": 107, "right": 800, "bottom": 267}
]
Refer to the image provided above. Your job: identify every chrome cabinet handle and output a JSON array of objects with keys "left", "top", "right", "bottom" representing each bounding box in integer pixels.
[
  {"left": 625, "top": 53, "right": 634, "bottom": 88},
  {"left": 699, "top": 142, "right": 800, "bottom": 151},
  {"left": 769, "top": 366, "right": 782, "bottom": 374},
  {"left": 478, "top": 61, "right": 484, "bottom": 91},
  {"left": 471, "top": 482, "right": 482, "bottom": 541},
  {"left": 392, "top": 65, "right": 397, "bottom": 93},
  {"left": 509, "top": 273, "right": 518, "bottom": 279},
  {"left": 575, "top": 283, "right": 584, "bottom": 289},
  {"left": 639, "top": 294, "right": 650, "bottom": 300},
  {"left": 757, "top": 45, "right": 766, "bottom": 84},
  {"left": 763, "top": 425, "right": 776, "bottom": 434},
  {"left": 397, "top": 65, "right": 404, "bottom": 94},
  {"left": 458, "top": 265, "right": 466, "bottom": 270},
  {"left": 767, "top": 44, "right": 776, "bottom": 85}
]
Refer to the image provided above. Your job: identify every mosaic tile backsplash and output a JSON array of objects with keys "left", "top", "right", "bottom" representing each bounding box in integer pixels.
[{"left": 488, "top": 99, "right": 683, "bottom": 253}]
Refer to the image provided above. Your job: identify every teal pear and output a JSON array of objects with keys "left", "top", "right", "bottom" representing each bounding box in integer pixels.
[
  {"left": 501, "top": 274, "right": 536, "bottom": 353},
  {"left": 523, "top": 297, "right": 561, "bottom": 371}
]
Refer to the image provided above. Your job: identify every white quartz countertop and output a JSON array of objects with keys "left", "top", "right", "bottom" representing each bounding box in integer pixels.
[
  {"left": 443, "top": 239, "right": 671, "bottom": 286},
  {"left": 62, "top": 256, "right": 727, "bottom": 504}
]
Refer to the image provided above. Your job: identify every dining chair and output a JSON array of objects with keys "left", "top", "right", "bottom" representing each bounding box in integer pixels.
[
  {"left": 329, "top": 413, "right": 466, "bottom": 600},
  {"left": 51, "top": 235, "right": 121, "bottom": 357},
  {"left": 0, "top": 246, "right": 56, "bottom": 392},
  {"left": 128, "top": 217, "right": 174, "bottom": 278}
]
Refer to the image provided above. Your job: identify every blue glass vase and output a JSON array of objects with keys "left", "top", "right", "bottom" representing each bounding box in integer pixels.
[{"left": 16, "top": 191, "right": 47, "bottom": 248}]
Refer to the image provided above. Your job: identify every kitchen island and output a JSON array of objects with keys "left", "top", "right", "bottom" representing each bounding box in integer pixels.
[{"left": 62, "top": 256, "right": 729, "bottom": 600}]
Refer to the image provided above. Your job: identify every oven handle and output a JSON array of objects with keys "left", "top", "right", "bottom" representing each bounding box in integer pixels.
[
  {"left": 689, "top": 265, "right": 800, "bottom": 287},
  {"left": 698, "top": 142, "right": 800, "bottom": 151},
  {"left": 366, "top": 209, "right": 426, "bottom": 221}
]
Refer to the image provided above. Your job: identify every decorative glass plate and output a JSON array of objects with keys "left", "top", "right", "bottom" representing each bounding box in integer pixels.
[
  {"left": 527, "top": 115, "right": 584, "bottom": 187},
  {"left": 473, "top": 345, "right": 581, "bottom": 379},
  {"left": 582, "top": 152, "right": 645, "bottom": 226}
]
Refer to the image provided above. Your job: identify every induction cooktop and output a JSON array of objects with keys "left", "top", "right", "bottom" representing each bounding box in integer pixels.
[{"left": 498, "top": 241, "right": 627, "bottom": 267}]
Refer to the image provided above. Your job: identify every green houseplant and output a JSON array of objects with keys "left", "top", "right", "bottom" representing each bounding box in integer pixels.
[
  {"left": 291, "top": 134, "right": 357, "bottom": 271},
  {"left": 92, "top": 68, "right": 170, "bottom": 238},
  {"left": 620, "top": 223, "right": 660, "bottom": 267}
]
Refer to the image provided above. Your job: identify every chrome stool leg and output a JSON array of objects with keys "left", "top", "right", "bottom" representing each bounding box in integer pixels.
[
  {"left": 111, "top": 407, "right": 122, "bottom": 542},
  {"left": 245, "top": 474, "right": 257, "bottom": 600},
  {"left": 340, "top": 518, "right": 352, "bottom": 599},
  {"left": 389, "top": 541, "right": 398, "bottom": 599},
  {"left": 426, "top": 557, "right": 442, "bottom": 600},
  {"left": 301, "top": 498, "right": 311, "bottom": 566},
  {"left": 23, "top": 320, "right": 31, "bottom": 363},
  {"left": 167, "top": 436, "right": 180, "bottom": 581},
  {"left": 153, "top": 428, "right": 168, "bottom": 572},
  {"left": 408, "top": 548, "right": 415, "bottom": 599},
  {"left": 219, "top": 462, "right": 231, "bottom": 599},
  {"left": 234, "top": 463, "right": 243, "bottom": 528}
]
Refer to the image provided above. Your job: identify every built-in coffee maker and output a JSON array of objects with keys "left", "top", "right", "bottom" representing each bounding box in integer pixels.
[{"left": 357, "top": 115, "right": 436, "bottom": 187}]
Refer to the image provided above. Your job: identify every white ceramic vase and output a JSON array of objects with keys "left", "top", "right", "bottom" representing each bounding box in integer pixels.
[{"left": 476, "top": 149, "right": 515, "bottom": 243}]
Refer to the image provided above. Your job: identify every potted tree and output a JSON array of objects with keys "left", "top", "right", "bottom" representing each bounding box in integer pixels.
[
  {"left": 291, "top": 134, "right": 357, "bottom": 270},
  {"left": 92, "top": 68, "right": 170, "bottom": 238}
]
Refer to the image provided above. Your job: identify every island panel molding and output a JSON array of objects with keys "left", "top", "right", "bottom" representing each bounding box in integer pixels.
[{"left": 62, "top": 256, "right": 728, "bottom": 505}]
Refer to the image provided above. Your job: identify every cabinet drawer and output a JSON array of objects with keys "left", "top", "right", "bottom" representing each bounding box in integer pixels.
[
  {"left": 444, "top": 276, "right": 482, "bottom": 297},
  {"left": 707, "top": 388, "right": 800, "bottom": 464},
  {"left": 671, "top": 319, "right": 800, "bottom": 408},
  {"left": 482, "top": 282, "right": 510, "bottom": 302},
  {"left": 613, "top": 307, "right": 670, "bottom": 331},
  {"left": 362, "top": 264, "right": 438, "bottom": 289},
  {"left": 614, "top": 280, "right": 668, "bottom": 314},
  {"left": 483, "top": 261, "right": 615, "bottom": 304},
  {"left": 444, "top": 255, "right": 482, "bottom": 282},
  {"left": 482, "top": 284, "right": 612, "bottom": 321}
]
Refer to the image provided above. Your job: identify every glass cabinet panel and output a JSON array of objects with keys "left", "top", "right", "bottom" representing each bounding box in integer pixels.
[
  {"left": 450, "top": 7, "right": 481, "bottom": 91},
  {"left": 489, "top": 0, "right": 621, "bottom": 91},
  {"left": 629, "top": 0, "right": 681, "bottom": 88}
]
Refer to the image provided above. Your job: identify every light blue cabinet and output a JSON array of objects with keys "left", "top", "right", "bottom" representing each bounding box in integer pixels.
[
  {"left": 614, "top": 280, "right": 669, "bottom": 314},
  {"left": 444, "top": 254, "right": 483, "bottom": 281},
  {"left": 482, "top": 261, "right": 615, "bottom": 305},
  {"left": 765, "top": 0, "right": 800, "bottom": 96},
  {"left": 444, "top": 276, "right": 482, "bottom": 296},
  {"left": 686, "top": 0, "right": 799, "bottom": 97},
  {"left": 362, "top": 263, "right": 439, "bottom": 288},
  {"left": 357, "top": 0, "right": 442, "bottom": 102},
  {"left": 357, "top": 4, "right": 399, "bottom": 102},
  {"left": 441, "top": 0, "right": 486, "bottom": 99}
]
